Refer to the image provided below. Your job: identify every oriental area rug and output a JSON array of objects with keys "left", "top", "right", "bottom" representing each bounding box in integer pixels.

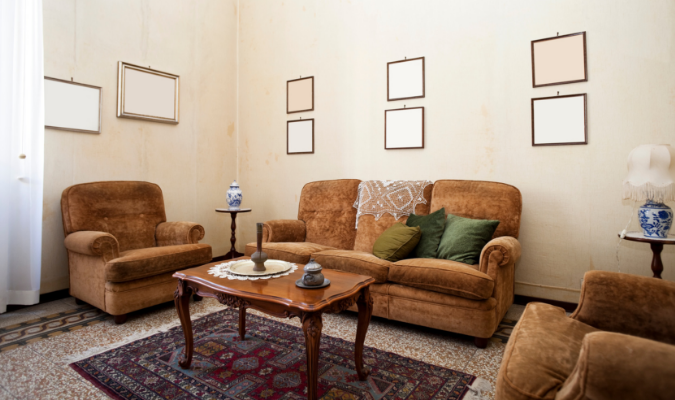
[{"left": 70, "top": 309, "right": 477, "bottom": 399}]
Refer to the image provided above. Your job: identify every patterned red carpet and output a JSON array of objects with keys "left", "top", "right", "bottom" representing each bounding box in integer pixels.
[{"left": 70, "top": 309, "right": 477, "bottom": 399}]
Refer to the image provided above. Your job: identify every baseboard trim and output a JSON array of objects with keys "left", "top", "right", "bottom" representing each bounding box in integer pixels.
[
  {"left": 513, "top": 295, "right": 578, "bottom": 313},
  {"left": 211, "top": 255, "right": 232, "bottom": 262},
  {"left": 5, "top": 289, "right": 71, "bottom": 312}
]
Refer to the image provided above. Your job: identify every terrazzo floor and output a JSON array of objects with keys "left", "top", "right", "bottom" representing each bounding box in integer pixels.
[{"left": 0, "top": 297, "right": 526, "bottom": 400}]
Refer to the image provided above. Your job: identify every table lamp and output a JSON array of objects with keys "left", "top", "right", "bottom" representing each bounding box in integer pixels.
[{"left": 623, "top": 144, "right": 675, "bottom": 238}]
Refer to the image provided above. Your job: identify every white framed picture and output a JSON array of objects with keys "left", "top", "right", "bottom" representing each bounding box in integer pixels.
[
  {"left": 287, "top": 118, "right": 314, "bottom": 154},
  {"left": 44, "top": 77, "right": 101, "bottom": 134},
  {"left": 117, "top": 62, "right": 180, "bottom": 124},
  {"left": 532, "top": 94, "right": 587, "bottom": 146},
  {"left": 387, "top": 57, "right": 425, "bottom": 101},
  {"left": 385, "top": 107, "right": 424, "bottom": 150}
]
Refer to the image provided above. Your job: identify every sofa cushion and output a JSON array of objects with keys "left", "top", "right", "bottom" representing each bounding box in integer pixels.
[
  {"left": 373, "top": 223, "right": 421, "bottom": 262},
  {"left": 389, "top": 258, "right": 494, "bottom": 300},
  {"left": 496, "top": 303, "right": 599, "bottom": 400},
  {"left": 312, "top": 250, "right": 391, "bottom": 283},
  {"left": 437, "top": 213, "right": 500, "bottom": 265},
  {"left": 106, "top": 244, "right": 212, "bottom": 283},
  {"left": 244, "top": 242, "right": 335, "bottom": 264}
]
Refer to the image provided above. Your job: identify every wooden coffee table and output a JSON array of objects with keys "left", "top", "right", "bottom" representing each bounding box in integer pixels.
[{"left": 172, "top": 258, "right": 375, "bottom": 400}]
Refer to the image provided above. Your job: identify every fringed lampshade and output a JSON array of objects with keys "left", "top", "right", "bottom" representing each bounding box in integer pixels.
[{"left": 623, "top": 144, "right": 674, "bottom": 237}]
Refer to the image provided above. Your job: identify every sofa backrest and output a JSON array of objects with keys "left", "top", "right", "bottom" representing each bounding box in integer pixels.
[
  {"left": 353, "top": 184, "right": 434, "bottom": 253},
  {"left": 298, "top": 179, "right": 361, "bottom": 250},
  {"left": 429, "top": 180, "right": 522, "bottom": 239},
  {"left": 61, "top": 181, "right": 167, "bottom": 252}
]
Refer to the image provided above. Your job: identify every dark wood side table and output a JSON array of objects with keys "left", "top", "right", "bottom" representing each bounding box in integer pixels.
[
  {"left": 173, "top": 258, "right": 375, "bottom": 400},
  {"left": 620, "top": 231, "right": 675, "bottom": 279},
  {"left": 215, "top": 208, "right": 252, "bottom": 259}
]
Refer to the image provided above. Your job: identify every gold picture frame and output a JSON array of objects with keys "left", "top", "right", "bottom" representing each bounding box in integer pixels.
[{"left": 117, "top": 62, "right": 180, "bottom": 124}]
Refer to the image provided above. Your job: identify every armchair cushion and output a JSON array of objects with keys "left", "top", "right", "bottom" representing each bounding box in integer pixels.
[
  {"left": 571, "top": 270, "right": 675, "bottom": 345},
  {"left": 313, "top": 250, "right": 392, "bottom": 283},
  {"left": 156, "top": 221, "right": 205, "bottom": 246},
  {"left": 556, "top": 332, "right": 675, "bottom": 400},
  {"left": 244, "top": 242, "right": 335, "bottom": 265},
  {"left": 389, "top": 258, "right": 494, "bottom": 300},
  {"left": 262, "top": 220, "right": 306, "bottom": 242},
  {"left": 64, "top": 231, "right": 120, "bottom": 261},
  {"left": 496, "top": 303, "right": 599, "bottom": 400},
  {"left": 105, "top": 244, "right": 212, "bottom": 283}
]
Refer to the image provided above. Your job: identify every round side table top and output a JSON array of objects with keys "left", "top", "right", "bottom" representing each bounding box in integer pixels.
[
  {"left": 619, "top": 231, "right": 675, "bottom": 244},
  {"left": 216, "top": 208, "right": 252, "bottom": 214}
]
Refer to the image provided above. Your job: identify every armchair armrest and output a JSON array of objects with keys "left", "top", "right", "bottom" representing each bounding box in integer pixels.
[
  {"left": 262, "top": 219, "right": 306, "bottom": 242},
  {"left": 556, "top": 332, "right": 675, "bottom": 400},
  {"left": 571, "top": 270, "right": 675, "bottom": 344},
  {"left": 156, "top": 221, "right": 205, "bottom": 246},
  {"left": 478, "top": 236, "right": 521, "bottom": 276},
  {"left": 64, "top": 231, "right": 120, "bottom": 262}
]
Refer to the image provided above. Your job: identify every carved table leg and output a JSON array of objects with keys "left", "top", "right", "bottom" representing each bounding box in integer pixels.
[
  {"left": 302, "top": 312, "right": 323, "bottom": 400},
  {"left": 650, "top": 242, "right": 664, "bottom": 279},
  {"left": 239, "top": 306, "right": 246, "bottom": 340},
  {"left": 355, "top": 287, "right": 373, "bottom": 381},
  {"left": 174, "top": 280, "right": 194, "bottom": 369}
]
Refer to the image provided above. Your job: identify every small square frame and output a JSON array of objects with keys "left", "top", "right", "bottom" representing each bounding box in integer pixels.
[
  {"left": 287, "top": 76, "right": 314, "bottom": 114},
  {"left": 287, "top": 118, "right": 315, "bottom": 154},
  {"left": 387, "top": 57, "right": 425, "bottom": 101},
  {"left": 531, "top": 32, "right": 587, "bottom": 88},
  {"left": 384, "top": 107, "right": 425, "bottom": 150},
  {"left": 531, "top": 93, "right": 587, "bottom": 146}
]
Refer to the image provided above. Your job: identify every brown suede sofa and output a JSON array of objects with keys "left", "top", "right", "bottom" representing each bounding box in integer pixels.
[
  {"left": 61, "top": 181, "right": 212, "bottom": 324},
  {"left": 496, "top": 271, "right": 675, "bottom": 400},
  {"left": 246, "top": 179, "right": 522, "bottom": 347}
]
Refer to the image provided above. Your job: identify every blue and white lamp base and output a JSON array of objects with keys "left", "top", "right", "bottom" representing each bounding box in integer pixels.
[{"left": 638, "top": 200, "right": 673, "bottom": 238}]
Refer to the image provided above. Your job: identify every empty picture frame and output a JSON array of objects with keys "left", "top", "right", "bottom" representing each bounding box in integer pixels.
[
  {"left": 387, "top": 57, "right": 425, "bottom": 101},
  {"left": 385, "top": 107, "right": 424, "bottom": 149},
  {"left": 117, "top": 62, "right": 180, "bottom": 124},
  {"left": 531, "top": 32, "right": 587, "bottom": 87},
  {"left": 44, "top": 77, "right": 102, "bottom": 134},
  {"left": 532, "top": 94, "right": 587, "bottom": 146},
  {"left": 287, "top": 76, "right": 314, "bottom": 114},
  {"left": 287, "top": 118, "right": 314, "bottom": 154}
]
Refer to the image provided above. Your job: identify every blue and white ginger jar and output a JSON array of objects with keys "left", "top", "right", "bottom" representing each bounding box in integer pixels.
[
  {"left": 638, "top": 200, "right": 673, "bottom": 238},
  {"left": 226, "top": 180, "right": 242, "bottom": 209}
]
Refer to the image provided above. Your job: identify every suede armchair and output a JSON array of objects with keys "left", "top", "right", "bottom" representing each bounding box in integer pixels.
[
  {"left": 246, "top": 179, "right": 523, "bottom": 348},
  {"left": 496, "top": 270, "right": 675, "bottom": 400},
  {"left": 61, "top": 181, "right": 212, "bottom": 324}
]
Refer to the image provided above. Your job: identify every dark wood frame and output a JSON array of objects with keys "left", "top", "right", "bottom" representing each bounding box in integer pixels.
[
  {"left": 531, "top": 93, "right": 587, "bottom": 146},
  {"left": 531, "top": 32, "right": 587, "bottom": 88},
  {"left": 384, "top": 107, "right": 425, "bottom": 150},
  {"left": 286, "top": 76, "right": 314, "bottom": 114},
  {"left": 387, "top": 57, "right": 425, "bottom": 101},
  {"left": 44, "top": 76, "right": 102, "bottom": 134},
  {"left": 287, "top": 118, "right": 315, "bottom": 154}
]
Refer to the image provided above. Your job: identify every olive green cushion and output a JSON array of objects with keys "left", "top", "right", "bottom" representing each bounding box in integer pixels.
[
  {"left": 373, "top": 223, "right": 422, "bottom": 262},
  {"left": 406, "top": 208, "right": 446, "bottom": 258},
  {"left": 437, "top": 214, "right": 500, "bottom": 265}
]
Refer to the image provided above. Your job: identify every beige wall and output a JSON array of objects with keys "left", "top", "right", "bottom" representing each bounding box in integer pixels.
[
  {"left": 237, "top": 0, "right": 675, "bottom": 302},
  {"left": 41, "top": 0, "right": 238, "bottom": 293}
]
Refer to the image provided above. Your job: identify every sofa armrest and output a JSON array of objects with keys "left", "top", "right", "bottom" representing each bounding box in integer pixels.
[
  {"left": 556, "top": 331, "right": 675, "bottom": 400},
  {"left": 64, "top": 231, "right": 120, "bottom": 261},
  {"left": 478, "top": 236, "right": 521, "bottom": 276},
  {"left": 263, "top": 220, "right": 306, "bottom": 242},
  {"left": 571, "top": 270, "right": 675, "bottom": 344},
  {"left": 156, "top": 221, "right": 205, "bottom": 246}
]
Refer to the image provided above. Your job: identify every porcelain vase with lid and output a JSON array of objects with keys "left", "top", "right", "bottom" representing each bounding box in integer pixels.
[
  {"left": 638, "top": 200, "right": 673, "bottom": 238},
  {"left": 226, "top": 180, "right": 242, "bottom": 209}
]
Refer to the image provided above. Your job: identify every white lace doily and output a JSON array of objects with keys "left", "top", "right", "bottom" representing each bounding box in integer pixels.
[
  {"left": 353, "top": 180, "right": 433, "bottom": 228},
  {"left": 208, "top": 260, "right": 298, "bottom": 281}
]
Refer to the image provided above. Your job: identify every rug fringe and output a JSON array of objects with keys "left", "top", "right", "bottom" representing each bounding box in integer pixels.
[{"left": 464, "top": 377, "right": 492, "bottom": 400}]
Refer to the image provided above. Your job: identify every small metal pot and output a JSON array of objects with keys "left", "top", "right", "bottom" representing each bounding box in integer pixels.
[{"left": 302, "top": 259, "right": 324, "bottom": 286}]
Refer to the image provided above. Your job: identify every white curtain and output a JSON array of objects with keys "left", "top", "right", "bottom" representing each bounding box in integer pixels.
[{"left": 0, "top": 0, "right": 45, "bottom": 313}]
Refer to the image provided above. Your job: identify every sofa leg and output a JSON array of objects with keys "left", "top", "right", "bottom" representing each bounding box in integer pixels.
[
  {"left": 113, "top": 314, "right": 128, "bottom": 325},
  {"left": 193, "top": 294, "right": 203, "bottom": 302},
  {"left": 74, "top": 298, "right": 86, "bottom": 306},
  {"left": 474, "top": 337, "right": 489, "bottom": 349}
]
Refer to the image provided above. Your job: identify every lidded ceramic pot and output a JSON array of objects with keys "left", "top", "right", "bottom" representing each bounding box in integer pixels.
[
  {"left": 302, "top": 259, "right": 324, "bottom": 286},
  {"left": 226, "top": 180, "right": 242, "bottom": 209}
]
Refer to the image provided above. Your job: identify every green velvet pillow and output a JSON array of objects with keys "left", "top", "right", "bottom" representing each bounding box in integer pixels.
[
  {"left": 373, "top": 223, "right": 422, "bottom": 262},
  {"left": 405, "top": 208, "right": 446, "bottom": 258},
  {"left": 437, "top": 214, "right": 500, "bottom": 265}
]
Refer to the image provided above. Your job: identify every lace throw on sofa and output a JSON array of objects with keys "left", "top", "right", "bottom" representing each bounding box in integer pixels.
[{"left": 353, "top": 180, "right": 433, "bottom": 228}]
